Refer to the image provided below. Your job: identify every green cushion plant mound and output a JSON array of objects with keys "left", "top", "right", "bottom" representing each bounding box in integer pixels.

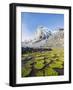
[
  {"left": 49, "top": 61, "right": 63, "bottom": 69},
  {"left": 22, "top": 67, "right": 32, "bottom": 77},
  {"left": 36, "top": 70, "right": 44, "bottom": 76},
  {"left": 45, "top": 59, "right": 51, "bottom": 64},
  {"left": 34, "top": 62, "right": 44, "bottom": 69},
  {"left": 44, "top": 67, "right": 58, "bottom": 76}
]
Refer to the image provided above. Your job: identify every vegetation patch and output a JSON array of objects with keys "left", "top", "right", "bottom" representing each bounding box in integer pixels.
[
  {"left": 21, "top": 48, "right": 64, "bottom": 77},
  {"left": 44, "top": 67, "right": 58, "bottom": 76},
  {"left": 22, "top": 67, "right": 32, "bottom": 77}
]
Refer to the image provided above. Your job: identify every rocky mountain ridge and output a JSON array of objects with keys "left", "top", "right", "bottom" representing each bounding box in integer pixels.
[{"left": 22, "top": 26, "right": 64, "bottom": 48}]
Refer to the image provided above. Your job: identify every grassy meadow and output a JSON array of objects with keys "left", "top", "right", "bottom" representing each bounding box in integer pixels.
[{"left": 21, "top": 48, "right": 64, "bottom": 77}]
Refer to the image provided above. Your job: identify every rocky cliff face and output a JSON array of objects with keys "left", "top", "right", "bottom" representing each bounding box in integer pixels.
[
  {"left": 22, "top": 26, "right": 64, "bottom": 48},
  {"left": 45, "top": 29, "right": 64, "bottom": 48},
  {"left": 34, "top": 26, "right": 52, "bottom": 41}
]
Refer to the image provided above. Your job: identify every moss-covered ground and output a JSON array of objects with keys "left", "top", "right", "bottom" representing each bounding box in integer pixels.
[{"left": 21, "top": 48, "right": 64, "bottom": 77}]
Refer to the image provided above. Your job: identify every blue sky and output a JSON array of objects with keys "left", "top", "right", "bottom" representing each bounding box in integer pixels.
[{"left": 21, "top": 12, "right": 64, "bottom": 42}]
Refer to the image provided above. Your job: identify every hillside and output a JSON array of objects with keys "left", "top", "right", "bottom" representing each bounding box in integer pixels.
[
  {"left": 44, "top": 29, "right": 64, "bottom": 48},
  {"left": 22, "top": 26, "right": 64, "bottom": 49},
  {"left": 21, "top": 27, "right": 64, "bottom": 77}
]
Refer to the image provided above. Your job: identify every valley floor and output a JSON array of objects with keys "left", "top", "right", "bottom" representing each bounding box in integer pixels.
[{"left": 21, "top": 48, "right": 64, "bottom": 77}]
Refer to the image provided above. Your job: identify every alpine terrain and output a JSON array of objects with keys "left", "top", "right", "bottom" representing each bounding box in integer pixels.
[
  {"left": 21, "top": 26, "right": 64, "bottom": 77},
  {"left": 22, "top": 26, "right": 64, "bottom": 48}
]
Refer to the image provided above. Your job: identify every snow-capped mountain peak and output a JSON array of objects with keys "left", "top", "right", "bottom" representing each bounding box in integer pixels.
[
  {"left": 22, "top": 26, "right": 64, "bottom": 48},
  {"left": 34, "top": 26, "right": 51, "bottom": 41}
]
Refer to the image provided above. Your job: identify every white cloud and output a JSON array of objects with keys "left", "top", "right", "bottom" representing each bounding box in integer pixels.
[{"left": 21, "top": 23, "right": 34, "bottom": 42}]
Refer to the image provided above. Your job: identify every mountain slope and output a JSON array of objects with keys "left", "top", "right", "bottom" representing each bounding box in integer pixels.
[
  {"left": 45, "top": 30, "right": 64, "bottom": 48},
  {"left": 22, "top": 26, "right": 64, "bottom": 48}
]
